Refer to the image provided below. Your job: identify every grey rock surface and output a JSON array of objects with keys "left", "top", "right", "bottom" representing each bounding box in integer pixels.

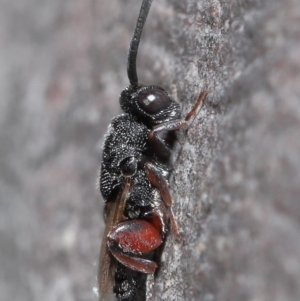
[{"left": 0, "top": 0, "right": 299, "bottom": 301}]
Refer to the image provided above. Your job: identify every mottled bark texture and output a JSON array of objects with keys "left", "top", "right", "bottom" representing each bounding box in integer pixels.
[{"left": 0, "top": 0, "right": 299, "bottom": 301}]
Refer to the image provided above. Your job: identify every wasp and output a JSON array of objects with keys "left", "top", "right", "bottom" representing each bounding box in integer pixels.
[{"left": 97, "top": 0, "right": 207, "bottom": 300}]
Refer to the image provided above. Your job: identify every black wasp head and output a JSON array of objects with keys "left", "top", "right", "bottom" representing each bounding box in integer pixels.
[
  {"left": 120, "top": 85, "right": 181, "bottom": 125},
  {"left": 122, "top": 0, "right": 180, "bottom": 125}
]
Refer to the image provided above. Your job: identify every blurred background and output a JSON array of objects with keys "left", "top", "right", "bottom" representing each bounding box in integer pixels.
[
  {"left": 0, "top": 1, "right": 145, "bottom": 300},
  {"left": 0, "top": 0, "right": 180, "bottom": 300},
  {"left": 1, "top": 0, "right": 300, "bottom": 301}
]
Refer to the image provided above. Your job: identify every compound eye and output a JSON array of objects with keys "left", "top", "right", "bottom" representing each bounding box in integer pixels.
[
  {"left": 137, "top": 88, "right": 171, "bottom": 114},
  {"left": 120, "top": 157, "right": 137, "bottom": 177}
]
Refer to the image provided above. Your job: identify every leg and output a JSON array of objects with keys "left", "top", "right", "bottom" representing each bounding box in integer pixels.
[
  {"left": 148, "top": 119, "right": 188, "bottom": 159},
  {"left": 185, "top": 90, "right": 208, "bottom": 121},
  {"left": 150, "top": 90, "right": 207, "bottom": 133},
  {"left": 148, "top": 91, "right": 207, "bottom": 158},
  {"left": 145, "top": 162, "right": 172, "bottom": 206},
  {"left": 108, "top": 246, "right": 157, "bottom": 274},
  {"left": 107, "top": 219, "right": 163, "bottom": 273},
  {"left": 145, "top": 162, "right": 179, "bottom": 235}
]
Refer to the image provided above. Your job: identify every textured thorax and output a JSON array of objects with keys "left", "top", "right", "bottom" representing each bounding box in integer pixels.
[{"left": 100, "top": 114, "right": 149, "bottom": 202}]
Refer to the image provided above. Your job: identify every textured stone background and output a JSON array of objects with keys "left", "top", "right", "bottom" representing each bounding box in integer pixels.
[{"left": 0, "top": 1, "right": 299, "bottom": 301}]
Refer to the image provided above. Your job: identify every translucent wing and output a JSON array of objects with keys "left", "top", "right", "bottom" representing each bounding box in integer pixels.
[{"left": 98, "top": 179, "right": 132, "bottom": 301}]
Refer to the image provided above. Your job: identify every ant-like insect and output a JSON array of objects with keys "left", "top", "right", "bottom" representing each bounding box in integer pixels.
[{"left": 98, "top": 0, "right": 207, "bottom": 300}]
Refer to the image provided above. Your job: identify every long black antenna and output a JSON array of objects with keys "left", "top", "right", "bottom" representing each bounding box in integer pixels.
[{"left": 127, "top": 0, "right": 153, "bottom": 87}]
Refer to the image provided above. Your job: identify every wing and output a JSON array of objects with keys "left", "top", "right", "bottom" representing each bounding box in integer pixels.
[{"left": 98, "top": 178, "right": 132, "bottom": 301}]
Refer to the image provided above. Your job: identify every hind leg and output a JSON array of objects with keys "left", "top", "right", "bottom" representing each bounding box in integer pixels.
[{"left": 107, "top": 219, "right": 163, "bottom": 274}]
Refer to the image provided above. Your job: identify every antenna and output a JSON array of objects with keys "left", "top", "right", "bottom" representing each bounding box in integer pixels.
[{"left": 127, "top": 0, "right": 153, "bottom": 87}]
